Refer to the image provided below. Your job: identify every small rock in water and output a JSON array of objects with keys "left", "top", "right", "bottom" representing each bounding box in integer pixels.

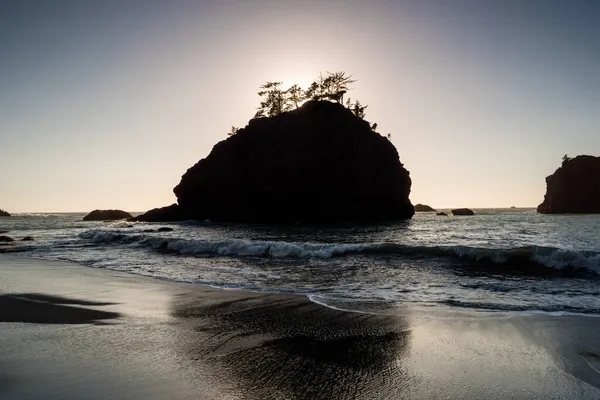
[
  {"left": 414, "top": 204, "right": 436, "bottom": 212},
  {"left": 157, "top": 241, "right": 175, "bottom": 253},
  {"left": 21, "top": 236, "right": 34, "bottom": 241},
  {"left": 436, "top": 212, "right": 448, "bottom": 216},
  {"left": 451, "top": 208, "right": 475, "bottom": 216},
  {"left": 0, "top": 236, "right": 14, "bottom": 242},
  {"left": 83, "top": 209, "right": 133, "bottom": 221},
  {"left": 157, "top": 227, "right": 174, "bottom": 232}
]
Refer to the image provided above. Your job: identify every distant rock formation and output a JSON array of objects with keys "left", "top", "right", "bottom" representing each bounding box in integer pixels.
[
  {"left": 451, "top": 208, "right": 474, "bottom": 216},
  {"left": 414, "top": 204, "right": 436, "bottom": 212},
  {"left": 136, "top": 101, "right": 414, "bottom": 223},
  {"left": 537, "top": 155, "right": 600, "bottom": 214},
  {"left": 436, "top": 212, "right": 448, "bottom": 216},
  {"left": 132, "top": 204, "right": 183, "bottom": 222},
  {"left": 83, "top": 209, "right": 132, "bottom": 221},
  {"left": 0, "top": 209, "right": 10, "bottom": 217}
]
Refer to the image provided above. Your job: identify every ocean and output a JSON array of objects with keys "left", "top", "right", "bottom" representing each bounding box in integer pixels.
[{"left": 2, "top": 209, "right": 600, "bottom": 316}]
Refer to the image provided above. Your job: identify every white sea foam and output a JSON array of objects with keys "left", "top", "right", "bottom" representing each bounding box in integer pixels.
[
  {"left": 76, "top": 229, "right": 600, "bottom": 274},
  {"left": 8, "top": 211, "right": 600, "bottom": 316}
]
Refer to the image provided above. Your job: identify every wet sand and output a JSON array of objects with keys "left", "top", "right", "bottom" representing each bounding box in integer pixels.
[{"left": 1, "top": 254, "right": 600, "bottom": 399}]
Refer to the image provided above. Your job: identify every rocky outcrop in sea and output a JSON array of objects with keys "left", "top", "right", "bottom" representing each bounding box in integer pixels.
[
  {"left": 451, "top": 208, "right": 474, "bottom": 216},
  {"left": 414, "top": 204, "right": 436, "bottom": 212},
  {"left": 83, "top": 209, "right": 132, "bottom": 221},
  {"left": 136, "top": 100, "right": 414, "bottom": 223},
  {"left": 537, "top": 155, "right": 600, "bottom": 214},
  {"left": 0, "top": 209, "right": 10, "bottom": 217}
]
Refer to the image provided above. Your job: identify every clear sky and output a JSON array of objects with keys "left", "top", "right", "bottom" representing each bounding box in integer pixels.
[{"left": 1, "top": 0, "right": 599, "bottom": 212}]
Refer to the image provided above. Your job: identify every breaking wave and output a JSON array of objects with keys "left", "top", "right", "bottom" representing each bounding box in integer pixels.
[{"left": 77, "top": 229, "right": 600, "bottom": 276}]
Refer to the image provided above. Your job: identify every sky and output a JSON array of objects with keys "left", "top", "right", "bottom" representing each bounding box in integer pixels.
[{"left": 1, "top": 0, "right": 599, "bottom": 212}]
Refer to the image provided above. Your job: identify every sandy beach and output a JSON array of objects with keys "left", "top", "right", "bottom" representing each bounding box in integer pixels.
[{"left": 1, "top": 254, "right": 600, "bottom": 399}]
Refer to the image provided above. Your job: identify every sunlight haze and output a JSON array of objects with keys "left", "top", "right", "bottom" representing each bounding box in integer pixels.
[{"left": 1, "top": 0, "right": 599, "bottom": 212}]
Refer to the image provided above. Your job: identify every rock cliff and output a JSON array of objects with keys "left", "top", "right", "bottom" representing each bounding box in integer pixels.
[
  {"left": 137, "top": 100, "right": 414, "bottom": 223},
  {"left": 0, "top": 209, "right": 10, "bottom": 217},
  {"left": 537, "top": 155, "right": 600, "bottom": 214}
]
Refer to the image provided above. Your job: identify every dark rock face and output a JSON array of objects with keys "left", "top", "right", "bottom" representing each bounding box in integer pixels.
[
  {"left": 132, "top": 204, "right": 183, "bottom": 222},
  {"left": 0, "top": 209, "right": 10, "bottom": 217},
  {"left": 414, "top": 204, "right": 436, "bottom": 212},
  {"left": 147, "top": 101, "right": 413, "bottom": 224},
  {"left": 451, "top": 208, "right": 474, "bottom": 216},
  {"left": 436, "top": 212, "right": 448, "bottom": 216},
  {"left": 82, "top": 209, "right": 132, "bottom": 221},
  {"left": 537, "top": 155, "right": 600, "bottom": 214}
]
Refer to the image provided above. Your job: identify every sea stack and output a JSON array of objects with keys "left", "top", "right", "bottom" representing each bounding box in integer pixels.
[
  {"left": 0, "top": 209, "right": 10, "bottom": 217},
  {"left": 414, "top": 204, "right": 436, "bottom": 212},
  {"left": 137, "top": 100, "right": 414, "bottom": 223},
  {"left": 537, "top": 155, "right": 600, "bottom": 214},
  {"left": 83, "top": 209, "right": 133, "bottom": 221}
]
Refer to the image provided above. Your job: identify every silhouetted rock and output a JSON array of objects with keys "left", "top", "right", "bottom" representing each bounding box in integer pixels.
[
  {"left": 0, "top": 236, "right": 14, "bottom": 242},
  {"left": 157, "top": 227, "right": 174, "bottom": 232},
  {"left": 82, "top": 209, "right": 132, "bottom": 221},
  {"left": 157, "top": 241, "right": 175, "bottom": 254},
  {"left": 0, "top": 209, "right": 10, "bottom": 217},
  {"left": 436, "top": 212, "right": 448, "bottom": 216},
  {"left": 140, "top": 101, "right": 414, "bottom": 223},
  {"left": 451, "top": 208, "right": 474, "bottom": 216},
  {"left": 414, "top": 204, "right": 436, "bottom": 212},
  {"left": 132, "top": 204, "right": 184, "bottom": 222},
  {"left": 537, "top": 155, "right": 600, "bottom": 214},
  {"left": 21, "top": 236, "right": 34, "bottom": 241}
]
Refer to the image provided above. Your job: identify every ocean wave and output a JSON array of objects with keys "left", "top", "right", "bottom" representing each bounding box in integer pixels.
[{"left": 77, "top": 230, "right": 600, "bottom": 275}]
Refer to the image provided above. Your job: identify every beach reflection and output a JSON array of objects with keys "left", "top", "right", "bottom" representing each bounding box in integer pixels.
[{"left": 170, "top": 290, "right": 411, "bottom": 399}]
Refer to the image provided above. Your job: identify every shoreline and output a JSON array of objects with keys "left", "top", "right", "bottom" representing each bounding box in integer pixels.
[
  {"left": 1, "top": 254, "right": 600, "bottom": 399},
  {"left": 6, "top": 252, "right": 600, "bottom": 320}
]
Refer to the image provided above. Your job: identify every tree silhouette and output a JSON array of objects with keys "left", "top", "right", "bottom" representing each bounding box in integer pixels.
[
  {"left": 322, "top": 72, "right": 356, "bottom": 103},
  {"left": 286, "top": 84, "right": 305, "bottom": 109},
  {"left": 350, "top": 100, "right": 367, "bottom": 120},
  {"left": 239, "top": 73, "right": 390, "bottom": 139},
  {"left": 305, "top": 72, "right": 356, "bottom": 103},
  {"left": 252, "top": 72, "right": 373, "bottom": 123},
  {"left": 255, "top": 81, "right": 286, "bottom": 118},
  {"left": 562, "top": 154, "right": 572, "bottom": 165},
  {"left": 228, "top": 126, "right": 240, "bottom": 136},
  {"left": 305, "top": 73, "right": 325, "bottom": 101}
]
